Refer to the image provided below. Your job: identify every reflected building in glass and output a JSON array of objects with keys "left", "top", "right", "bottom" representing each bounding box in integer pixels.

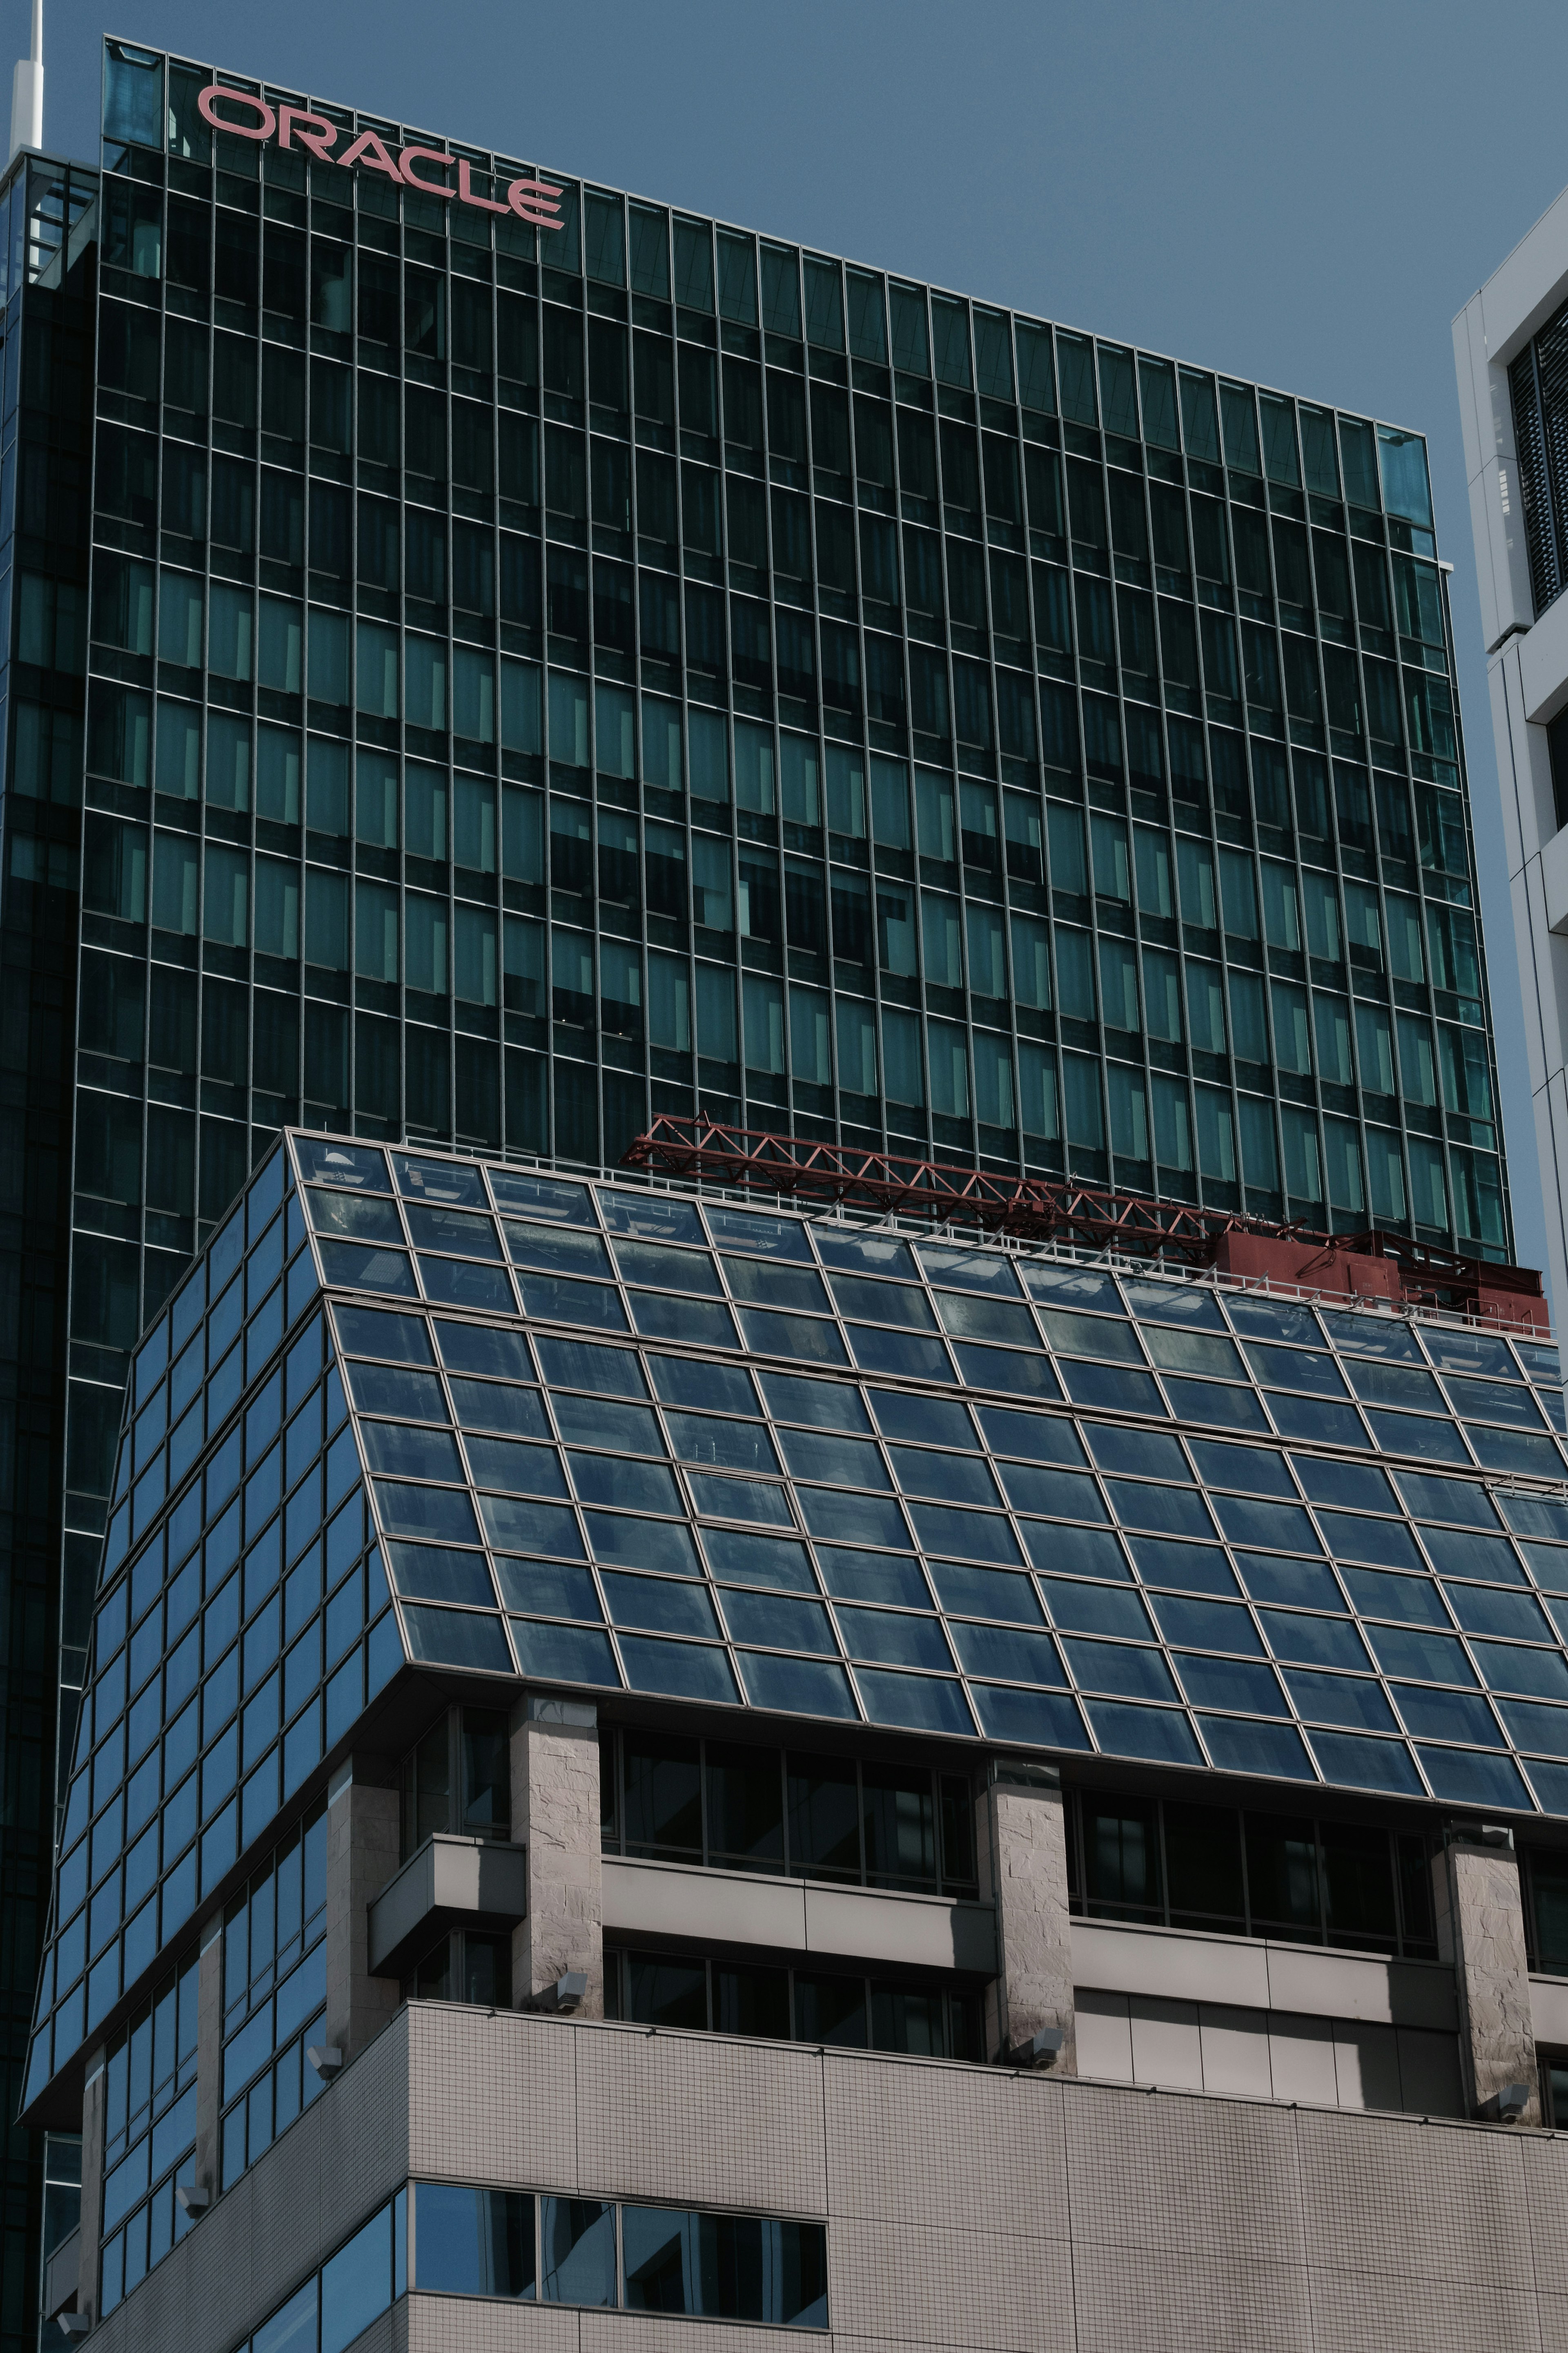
[{"left": 0, "top": 33, "right": 1552, "bottom": 2353}]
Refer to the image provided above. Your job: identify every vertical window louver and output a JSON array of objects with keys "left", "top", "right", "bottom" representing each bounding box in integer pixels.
[{"left": 1510, "top": 298, "right": 1568, "bottom": 619}]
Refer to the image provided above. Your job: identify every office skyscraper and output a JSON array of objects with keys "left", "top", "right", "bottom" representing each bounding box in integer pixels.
[
  {"left": 0, "top": 35, "right": 1552, "bottom": 2350},
  {"left": 1456, "top": 184, "right": 1568, "bottom": 1323}
]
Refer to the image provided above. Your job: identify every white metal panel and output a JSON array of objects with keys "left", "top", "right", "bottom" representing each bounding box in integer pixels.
[
  {"left": 1530, "top": 1972, "right": 1568, "bottom": 2045},
  {"left": 1197, "top": 2003, "right": 1273, "bottom": 2098},
  {"left": 1332, "top": 2020, "right": 1402, "bottom": 2112},
  {"left": 1073, "top": 1987, "right": 1133, "bottom": 2082},
  {"left": 1070, "top": 1919, "right": 1269, "bottom": 2009},
  {"left": 1395, "top": 2025, "right": 1466, "bottom": 2117},
  {"left": 1128, "top": 1994, "right": 1203, "bottom": 2090},
  {"left": 1267, "top": 2012, "right": 1338, "bottom": 2103}
]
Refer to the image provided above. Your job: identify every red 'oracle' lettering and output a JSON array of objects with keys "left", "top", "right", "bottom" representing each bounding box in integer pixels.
[
  {"left": 199, "top": 86, "right": 566, "bottom": 232},
  {"left": 457, "top": 159, "right": 510, "bottom": 217},
  {"left": 278, "top": 107, "right": 338, "bottom": 162},
  {"left": 335, "top": 128, "right": 401, "bottom": 182},
  {"left": 197, "top": 85, "right": 275, "bottom": 140},
  {"left": 508, "top": 176, "right": 564, "bottom": 229},
  {"left": 398, "top": 146, "right": 455, "bottom": 198}
]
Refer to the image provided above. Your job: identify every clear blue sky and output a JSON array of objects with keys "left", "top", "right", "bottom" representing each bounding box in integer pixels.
[{"left": 35, "top": 0, "right": 1568, "bottom": 1278}]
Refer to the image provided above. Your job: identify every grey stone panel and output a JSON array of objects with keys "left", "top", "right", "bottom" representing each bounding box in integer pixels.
[
  {"left": 581, "top": 2319, "right": 820, "bottom": 2353},
  {"left": 1294, "top": 2102, "right": 1533, "bottom": 2288},
  {"left": 408, "top": 2296, "right": 579, "bottom": 2351},
  {"left": 829, "top": 2216, "right": 1074, "bottom": 2350},
  {"left": 1063, "top": 2078, "right": 1310, "bottom": 2268},
  {"left": 574, "top": 2018, "right": 828, "bottom": 2214},
  {"left": 85, "top": 2010, "right": 410, "bottom": 2353},
  {"left": 406, "top": 2003, "right": 580, "bottom": 2192},
  {"left": 328, "top": 1777, "right": 404, "bottom": 2060},
  {"left": 1435, "top": 1836, "right": 1541, "bottom": 2120},
  {"left": 978, "top": 1777, "right": 1075, "bottom": 2070},
  {"left": 1304, "top": 2264, "right": 1546, "bottom": 2353},
  {"left": 1070, "top": 2248, "right": 1314, "bottom": 2353},
  {"left": 1523, "top": 2133, "right": 1568, "bottom": 2299},
  {"left": 512, "top": 1697, "right": 604, "bottom": 2016},
  {"left": 822, "top": 2052, "right": 1066, "bottom": 2237}
]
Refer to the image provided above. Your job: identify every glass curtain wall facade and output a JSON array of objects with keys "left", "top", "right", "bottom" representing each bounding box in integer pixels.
[
  {"left": 0, "top": 148, "right": 99, "bottom": 2349},
  {"left": 0, "top": 36, "right": 1523, "bottom": 2340},
  {"left": 22, "top": 1133, "right": 1568, "bottom": 2204}
]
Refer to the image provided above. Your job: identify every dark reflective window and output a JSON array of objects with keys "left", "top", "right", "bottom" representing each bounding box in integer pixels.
[
  {"left": 1245, "top": 1812, "right": 1323, "bottom": 1938},
  {"left": 1080, "top": 1795, "right": 1161, "bottom": 1923},
  {"left": 623, "top": 1732, "right": 701, "bottom": 1857},
  {"left": 705, "top": 1742, "right": 784, "bottom": 1871},
  {"left": 786, "top": 1750, "right": 860, "bottom": 1882},
  {"left": 1163, "top": 1800, "right": 1245, "bottom": 1932}
]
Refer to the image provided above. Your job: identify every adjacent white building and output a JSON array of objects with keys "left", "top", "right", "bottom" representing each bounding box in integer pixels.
[{"left": 1455, "top": 196, "right": 1568, "bottom": 1317}]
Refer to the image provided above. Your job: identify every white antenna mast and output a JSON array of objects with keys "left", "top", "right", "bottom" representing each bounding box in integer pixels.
[{"left": 9, "top": 0, "right": 42, "bottom": 163}]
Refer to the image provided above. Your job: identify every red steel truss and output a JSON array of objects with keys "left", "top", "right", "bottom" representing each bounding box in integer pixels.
[{"left": 621, "top": 1114, "right": 1546, "bottom": 1326}]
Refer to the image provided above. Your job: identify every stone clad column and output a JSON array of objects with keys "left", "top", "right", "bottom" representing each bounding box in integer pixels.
[
  {"left": 324, "top": 1757, "right": 403, "bottom": 2060},
  {"left": 510, "top": 1695, "right": 603, "bottom": 2016},
  {"left": 1432, "top": 1822, "right": 1539, "bottom": 2121},
  {"left": 976, "top": 1759, "right": 1076, "bottom": 2072}
]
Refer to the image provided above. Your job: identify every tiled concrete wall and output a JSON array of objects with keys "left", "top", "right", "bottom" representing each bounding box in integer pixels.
[
  {"left": 83, "top": 2012, "right": 409, "bottom": 2353},
  {"left": 96, "top": 2002, "right": 1568, "bottom": 2353}
]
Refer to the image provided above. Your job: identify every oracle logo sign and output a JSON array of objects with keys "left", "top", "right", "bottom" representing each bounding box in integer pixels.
[{"left": 196, "top": 85, "right": 564, "bottom": 227}]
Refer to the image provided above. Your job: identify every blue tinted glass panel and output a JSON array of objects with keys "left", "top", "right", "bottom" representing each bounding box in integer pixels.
[
  {"left": 1147, "top": 1595, "right": 1263, "bottom": 1653},
  {"left": 1394, "top": 1686, "right": 1504, "bottom": 1744},
  {"left": 947, "top": 1623, "right": 1064, "bottom": 1682},
  {"left": 1174, "top": 1655, "right": 1286, "bottom": 1713},
  {"left": 510, "top": 1623, "right": 621, "bottom": 1682},
  {"left": 1259, "top": 1612, "right": 1368, "bottom": 1670},
  {"left": 1198, "top": 1717, "right": 1315, "bottom": 1779},
  {"left": 1058, "top": 1364, "right": 1166, "bottom": 1416},
  {"left": 1129, "top": 1539, "right": 1238, "bottom": 1595},
  {"left": 1062, "top": 1639, "right": 1177, "bottom": 1701},
  {"left": 1085, "top": 1700, "right": 1203, "bottom": 1766},
  {"left": 928, "top": 1561, "right": 1040, "bottom": 1620},
  {"left": 584, "top": 1515, "right": 702, "bottom": 1574},
  {"left": 618, "top": 1637, "right": 738, "bottom": 1702},
  {"left": 1340, "top": 1568, "right": 1448, "bottom": 1626},
  {"left": 533, "top": 1340, "right": 647, "bottom": 1395},
  {"left": 401, "top": 1608, "right": 512, "bottom": 1673},
  {"left": 1417, "top": 1747, "right": 1532, "bottom": 1808},
  {"left": 492, "top": 1561, "right": 600, "bottom": 1617},
  {"left": 1029, "top": 1526, "right": 1129, "bottom": 1579},
  {"left": 735, "top": 1653, "right": 858, "bottom": 1715},
  {"left": 480, "top": 1499, "right": 583, "bottom": 1557},
  {"left": 702, "top": 1530, "right": 816, "bottom": 1590},
  {"left": 969, "top": 1684, "right": 1089, "bottom": 1747},
  {"left": 1363, "top": 1625, "right": 1474, "bottom": 1684},
  {"left": 855, "top": 1670, "right": 974, "bottom": 1735},
  {"left": 1309, "top": 1730, "right": 1423, "bottom": 1795},
  {"left": 1500, "top": 1700, "right": 1568, "bottom": 1756}
]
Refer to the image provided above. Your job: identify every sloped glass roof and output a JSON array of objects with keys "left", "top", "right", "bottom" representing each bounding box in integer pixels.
[{"left": 23, "top": 1130, "right": 1568, "bottom": 2117}]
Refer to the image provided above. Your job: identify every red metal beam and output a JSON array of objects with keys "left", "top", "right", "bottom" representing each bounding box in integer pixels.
[{"left": 621, "top": 1115, "right": 1546, "bottom": 1325}]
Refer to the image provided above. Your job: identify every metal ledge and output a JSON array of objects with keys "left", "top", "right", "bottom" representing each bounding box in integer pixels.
[
  {"left": 367, "top": 1835, "right": 527, "bottom": 1978},
  {"left": 602, "top": 1856, "right": 997, "bottom": 1974}
]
